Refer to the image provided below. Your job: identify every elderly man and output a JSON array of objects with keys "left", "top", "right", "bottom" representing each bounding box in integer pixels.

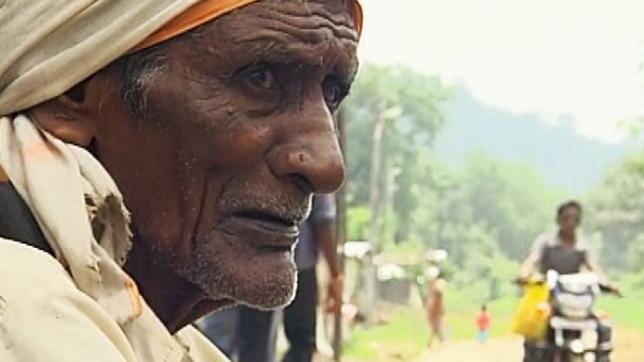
[{"left": 0, "top": 1, "right": 361, "bottom": 361}]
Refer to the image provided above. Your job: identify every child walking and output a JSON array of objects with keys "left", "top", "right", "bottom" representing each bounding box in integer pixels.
[{"left": 476, "top": 304, "right": 491, "bottom": 344}]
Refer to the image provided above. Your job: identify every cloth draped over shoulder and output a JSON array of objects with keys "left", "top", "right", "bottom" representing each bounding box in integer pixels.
[{"left": 0, "top": 115, "right": 231, "bottom": 361}]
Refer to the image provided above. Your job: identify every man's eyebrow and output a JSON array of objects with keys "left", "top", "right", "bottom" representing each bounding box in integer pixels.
[
  {"left": 228, "top": 8, "right": 358, "bottom": 50},
  {"left": 230, "top": 34, "right": 358, "bottom": 72}
]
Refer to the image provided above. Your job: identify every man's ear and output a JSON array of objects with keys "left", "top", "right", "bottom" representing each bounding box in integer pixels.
[{"left": 29, "top": 79, "right": 97, "bottom": 147}]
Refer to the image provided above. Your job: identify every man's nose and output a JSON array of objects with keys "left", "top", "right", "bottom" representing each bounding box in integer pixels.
[{"left": 267, "top": 117, "right": 345, "bottom": 194}]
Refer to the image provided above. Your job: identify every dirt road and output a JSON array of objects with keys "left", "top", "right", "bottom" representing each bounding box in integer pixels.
[{"left": 416, "top": 327, "right": 644, "bottom": 362}]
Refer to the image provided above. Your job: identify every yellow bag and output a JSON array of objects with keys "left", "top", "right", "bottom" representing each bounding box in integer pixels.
[{"left": 511, "top": 282, "right": 550, "bottom": 340}]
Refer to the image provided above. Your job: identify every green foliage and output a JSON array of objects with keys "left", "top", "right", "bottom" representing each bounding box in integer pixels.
[
  {"left": 401, "top": 151, "right": 562, "bottom": 259},
  {"left": 340, "top": 64, "right": 644, "bottom": 358},
  {"left": 347, "top": 206, "right": 371, "bottom": 241},
  {"left": 626, "top": 235, "right": 644, "bottom": 271},
  {"left": 585, "top": 151, "right": 644, "bottom": 270},
  {"left": 344, "top": 64, "right": 562, "bottom": 305},
  {"left": 344, "top": 63, "right": 448, "bottom": 242},
  {"left": 456, "top": 153, "right": 562, "bottom": 258},
  {"left": 597, "top": 272, "right": 644, "bottom": 333},
  {"left": 406, "top": 151, "right": 560, "bottom": 298}
]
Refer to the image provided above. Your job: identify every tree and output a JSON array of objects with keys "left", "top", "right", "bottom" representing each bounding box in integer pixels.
[
  {"left": 342, "top": 64, "right": 565, "bottom": 302},
  {"left": 585, "top": 152, "right": 644, "bottom": 271},
  {"left": 344, "top": 64, "right": 448, "bottom": 247}
]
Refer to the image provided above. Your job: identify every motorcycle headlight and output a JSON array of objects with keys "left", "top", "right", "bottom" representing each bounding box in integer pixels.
[
  {"left": 555, "top": 293, "right": 594, "bottom": 318},
  {"left": 570, "top": 339, "right": 584, "bottom": 354}
]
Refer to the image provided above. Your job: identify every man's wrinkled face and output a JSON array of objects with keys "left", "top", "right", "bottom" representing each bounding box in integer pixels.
[{"left": 93, "top": 0, "right": 358, "bottom": 308}]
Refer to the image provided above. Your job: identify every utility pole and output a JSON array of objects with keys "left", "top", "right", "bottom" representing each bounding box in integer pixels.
[
  {"left": 365, "top": 105, "right": 401, "bottom": 325},
  {"left": 368, "top": 110, "right": 386, "bottom": 249},
  {"left": 368, "top": 105, "right": 402, "bottom": 250}
]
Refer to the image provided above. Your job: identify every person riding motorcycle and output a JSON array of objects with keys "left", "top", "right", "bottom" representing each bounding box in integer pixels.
[
  {"left": 518, "top": 200, "right": 619, "bottom": 361},
  {"left": 519, "top": 200, "right": 616, "bottom": 292}
]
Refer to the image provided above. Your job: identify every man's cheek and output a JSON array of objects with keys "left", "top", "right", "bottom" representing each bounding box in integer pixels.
[
  {"left": 171, "top": 122, "right": 269, "bottom": 169},
  {"left": 193, "top": 177, "right": 229, "bottom": 239}
]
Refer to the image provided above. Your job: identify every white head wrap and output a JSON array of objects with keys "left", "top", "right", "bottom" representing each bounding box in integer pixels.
[{"left": 0, "top": 0, "right": 200, "bottom": 115}]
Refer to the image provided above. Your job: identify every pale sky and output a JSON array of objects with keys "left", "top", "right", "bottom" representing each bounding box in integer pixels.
[{"left": 357, "top": 0, "right": 644, "bottom": 143}]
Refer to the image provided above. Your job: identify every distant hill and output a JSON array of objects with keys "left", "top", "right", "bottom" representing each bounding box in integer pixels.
[{"left": 435, "top": 86, "right": 637, "bottom": 193}]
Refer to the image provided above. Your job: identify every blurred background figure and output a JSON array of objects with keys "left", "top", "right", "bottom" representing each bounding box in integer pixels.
[
  {"left": 201, "top": 305, "right": 279, "bottom": 362},
  {"left": 283, "top": 193, "right": 342, "bottom": 362},
  {"left": 425, "top": 266, "right": 446, "bottom": 347},
  {"left": 476, "top": 304, "right": 491, "bottom": 344},
  {"left": 201, "top": 307, "right": 240, "bottom": 359}
]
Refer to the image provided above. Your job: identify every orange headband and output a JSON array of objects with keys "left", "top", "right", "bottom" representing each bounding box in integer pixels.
[{"left": 134, "top": 0, "right": 363, "bottom": 52}]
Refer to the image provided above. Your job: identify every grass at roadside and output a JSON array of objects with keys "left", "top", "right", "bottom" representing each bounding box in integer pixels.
[
  {"left": 598, "top": 294, "right": 644, "bottom": 333},
  {"left": 342, "top": 285, "right": 644, "bottom": 361},
  {"left": 343, "top": 307, "right": 429, "bottom": 362},
  {"left": 342, "top": 287, "right": 516, "bottom": 361}
]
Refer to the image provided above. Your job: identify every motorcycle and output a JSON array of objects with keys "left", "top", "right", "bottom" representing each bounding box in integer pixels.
[{"left": 519, "top": 271, "right": 619, "bottom": 362}]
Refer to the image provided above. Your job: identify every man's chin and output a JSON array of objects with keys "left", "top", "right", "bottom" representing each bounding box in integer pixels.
[
  {"left": 231, "top": 256, "right": 297, "bottom": 309},
  {"left": 196, "top": 249, "right": 298, "bottom": 310},
  {"left": 239, "top": 278, "right": 297, "bottom": 310}
]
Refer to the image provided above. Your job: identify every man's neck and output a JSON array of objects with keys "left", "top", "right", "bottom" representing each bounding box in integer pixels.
[{"left": 124, "top": 242, "right": 230, "bottom": 334}]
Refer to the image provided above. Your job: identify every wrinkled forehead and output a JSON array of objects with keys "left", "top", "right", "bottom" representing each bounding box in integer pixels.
[
  {"left": 227, "top": 1, "right": 355, "bottom": 42},
  {"left": 149, "top": 0, "right": 360, "bottom": 81},
  {"left": 183, "top": 0, "right": 359, "bottom": 62},
  {"left": 245, "top": 0, "right": 358, "bottom": 23}
]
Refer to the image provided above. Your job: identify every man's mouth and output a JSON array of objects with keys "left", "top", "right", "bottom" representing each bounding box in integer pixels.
[
  {"left": 221, "top": 209, "right": 301, "bottom": 251},
  {"left": 235, "top": 210, "right": 299, "bottom": 237}
]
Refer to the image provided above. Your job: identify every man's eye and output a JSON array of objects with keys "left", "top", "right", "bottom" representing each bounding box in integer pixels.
[
  {"left": 322, "top": 77, "right": 348, "bottom": 111},
  {"left": 243, "top": 64, "right": 278, "bottom": 90}
]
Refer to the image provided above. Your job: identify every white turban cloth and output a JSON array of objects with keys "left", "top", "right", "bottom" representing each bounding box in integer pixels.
[{"left": 0, "top": 0, "right": 200, "bottom": 115}]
